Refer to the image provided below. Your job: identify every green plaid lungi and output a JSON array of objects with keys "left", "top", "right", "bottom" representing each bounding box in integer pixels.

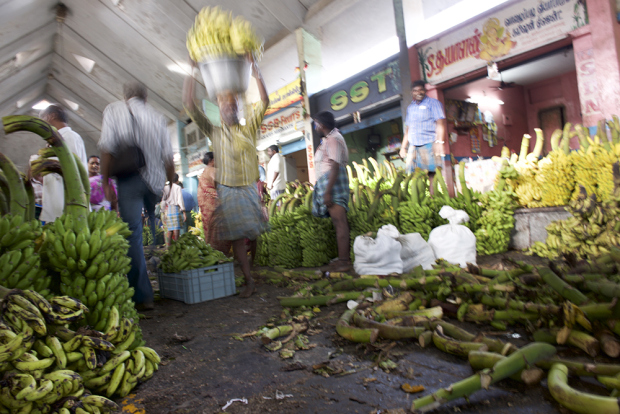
[
  {"left": 312, "top": 166, "right": 349, "bottom": 218},
  {"left": 215, "top": 184, "right": 268, "bottom": 241}
]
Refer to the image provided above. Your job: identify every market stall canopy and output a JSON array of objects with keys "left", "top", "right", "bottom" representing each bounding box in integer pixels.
[{"left": 0, "top": 0, "right": 403, "bottom": 150}]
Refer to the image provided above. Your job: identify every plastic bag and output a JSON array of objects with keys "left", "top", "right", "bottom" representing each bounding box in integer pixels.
[
  {"left": 398, "top": 232, "right": 436, "bottom": 272},
  {"left": 428, "top": 206, "right": 476, "bottom": 268},
  {"left": 353, "top": 225, "right": 403, "bottom": 275}
]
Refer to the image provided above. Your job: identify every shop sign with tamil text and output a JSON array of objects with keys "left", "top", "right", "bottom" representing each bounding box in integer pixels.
[
  {"left": 418, "top": 0, "right": 588, "bottom": 84},
  {"left": 266, "top": 78, "right": 303, "bottom": 116},
  {"left": 257, "top": 104, "right": 305, "bottom": 150}
]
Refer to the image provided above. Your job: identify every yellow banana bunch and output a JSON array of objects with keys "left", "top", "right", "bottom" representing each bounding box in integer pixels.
[
  {"left": 187, "top": 6, "right": 263, "bottom": 62},
  {"left": 0, "top": 289, "right": 161, "bottom": 412}
]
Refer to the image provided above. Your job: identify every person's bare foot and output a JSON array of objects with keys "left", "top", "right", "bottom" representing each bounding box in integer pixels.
[
  {"left": 239, "top": 280, "right": 256, "bottom": 298},
  {"left": 324, "top": 259, "right": 353, "bottom": 273}
]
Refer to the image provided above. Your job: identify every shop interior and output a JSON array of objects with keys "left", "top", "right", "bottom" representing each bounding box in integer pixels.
[
  {"left": 442, "top": 46, "right": 580, "bottom": 160},
  {"left": 342, "top": 118, "right": 405, "bottom": 170}
]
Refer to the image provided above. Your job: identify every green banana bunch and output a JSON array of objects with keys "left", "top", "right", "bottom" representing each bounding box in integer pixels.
[
  {"left": 160, "top": 233, "right": 231, "bottom": 273},
  {"left": 474, "top": 189, "right": 517, "bottom": 255},
  {"left": 39, "top": 208, "right": 146, "bottom": 348},
  {"left": 0, "top": 214, "right": 52, "bottom": 297}
]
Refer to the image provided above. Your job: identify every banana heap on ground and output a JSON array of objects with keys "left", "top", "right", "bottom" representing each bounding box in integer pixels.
[
  {"left": 502, "top": 119, "right": 620, "bottom": 208},
  {"left": 2, "top": 115, "right": 144, "bottom": 351},
  {"left": 186, "top": 6, "right": 263, "bottom": 62},
  {"left": 0, "top": 288, "right": 161, "bottom": 414},
  {"left": 256, "top": 157, "right": 518, "bottom": 266},
  {"left": 256, "top": 183, "right": 337, "bottom": 268},
  {"left": 530, "top": 162, "right": 620, "bottom": 260},
  {"left": 267, "top": 246, "right": 620, "bottom": 414},
  {"left": 160, "top": 233, "right": 231, "bottom": 274}
]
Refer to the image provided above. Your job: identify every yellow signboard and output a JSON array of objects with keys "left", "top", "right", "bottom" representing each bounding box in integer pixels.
[{"left": 266, "top": 78, "right": 302, "bottom": 115}]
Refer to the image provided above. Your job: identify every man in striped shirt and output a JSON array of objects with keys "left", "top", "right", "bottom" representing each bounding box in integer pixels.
[
  {"left": 183, "top": 55, "right": 269, "bottom": 298},
  {"left": 399, "top": 80, "right": 446, "bottom": 175},
  {"left": 99, "top": 81, "right": 175, "bottom": 310}
]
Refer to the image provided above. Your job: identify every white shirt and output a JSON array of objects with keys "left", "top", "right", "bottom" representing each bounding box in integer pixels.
[
  {"left": 161, "top": 183, "right": 185, "bottom": 211},
  {"left": 267, "top": 153, "right": 285, "bottom": 191},
  {"left": 99, "top": 98, "right": 173, "bottom": 195},
  {"left": 40, "top": 127, "right": 88, "bottom": 223}
]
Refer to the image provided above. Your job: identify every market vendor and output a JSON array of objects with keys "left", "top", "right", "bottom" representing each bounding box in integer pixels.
[
  {"left": 311, "top": 111, "right": 352, "bottom": 273},
  {"left": 399, "top": 80, "right": 446, "bottom": 176},
  {"left": 182, "top": 54, "right": 269, "bottom": 298}
]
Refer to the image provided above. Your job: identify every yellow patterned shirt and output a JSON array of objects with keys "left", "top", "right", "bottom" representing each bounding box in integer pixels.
[{"left": 186, "top": 101, "right": 267, "bottom": 187}]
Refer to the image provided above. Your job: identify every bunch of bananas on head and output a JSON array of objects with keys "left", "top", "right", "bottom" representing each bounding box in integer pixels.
[
  {"left": 187, "top": 6, "right": 263, "bottom": 62},
  {"left": 0, "top": 289, "right": 161, "bottom": 413}
]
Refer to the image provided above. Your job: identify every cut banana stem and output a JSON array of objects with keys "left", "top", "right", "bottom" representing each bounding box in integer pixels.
[
  {"left": 411, "top": 342, "right": 556, "bottom": 413},
  {"left": 548, "top": 363, "right": 620, "bottom": 414},
  {"left": 352, "top": 313, "right": 426, "bottom": 340},
  {"left": 336, "top": 310, "right": 378, "bottom": 343}
]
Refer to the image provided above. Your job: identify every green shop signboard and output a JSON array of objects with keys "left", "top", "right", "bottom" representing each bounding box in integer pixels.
[{"left": 311, "top": 57, "right": 401, "bottom": 117}]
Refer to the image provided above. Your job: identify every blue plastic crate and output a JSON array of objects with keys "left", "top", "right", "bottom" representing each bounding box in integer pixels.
[{"left": 157, "top": 262, "right": 235, "bottom": 304}]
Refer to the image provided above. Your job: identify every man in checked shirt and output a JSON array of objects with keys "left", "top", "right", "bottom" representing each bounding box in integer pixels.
[{"left": 399, "top": 80, "right": 447, "bottom": 180}]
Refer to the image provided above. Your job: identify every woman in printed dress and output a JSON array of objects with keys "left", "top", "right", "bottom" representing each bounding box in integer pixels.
[
  {"left": 197, "top": 152, "right": 231, "bottom": 254},
  {"left": 88, "top": 155, "right": 118, "bottom": 212}
]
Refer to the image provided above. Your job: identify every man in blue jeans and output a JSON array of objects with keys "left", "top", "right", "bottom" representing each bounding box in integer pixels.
[{"left": 99, "top": 81, "right": 175, "bottom": 311}]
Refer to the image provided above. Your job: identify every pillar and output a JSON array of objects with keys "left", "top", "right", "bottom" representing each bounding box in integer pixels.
[
  {"left": 572, "top": 0, "right": 620, "bottom": 127},
  {"left": 295, "top": 28, "right": 322, "bottom": 184},
  {"left": 176, "top": 120, "right": 189, "bottom": 179},
  {"left": 393, "top": 0, "right": 413, "bottom": 123}
]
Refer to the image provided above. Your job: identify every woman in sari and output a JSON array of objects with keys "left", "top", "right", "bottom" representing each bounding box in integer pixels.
[{"left": 198, "top": 152, "right": 231, "bottom": 254}]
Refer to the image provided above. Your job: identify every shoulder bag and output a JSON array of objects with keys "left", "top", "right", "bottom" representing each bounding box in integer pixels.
[{"left": 108, "top": 102, "right": 146, "bottom": 178}]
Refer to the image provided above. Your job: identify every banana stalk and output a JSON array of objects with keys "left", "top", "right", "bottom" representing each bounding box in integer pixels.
[
  {"left": 411, "top": 342, "right": 556, "bottom": 413},
  {"left": 2, "top": 116, "right": 89, "bottom": 232},
  {"left": 533, "top": 328, "right": 599, "bottom": 357},
  {"left": 480, "top": 294, "right": 560, "bottom": 316},
  {"left": 532, "top": 128, "right": 545, "bottom": 158},
  {"left": 336, "top": 310, "right": 378, "bottom": 343},
  {"left": 374, "top": 292, "right": 414, "bottom": 314},
  {"left": 518, "top": 134, "right": 531, "bottom": 162},
  {"left": 548, "top": 363, "right": 620, "bottom": 414},
  {"left": 550, "top": 129, "right": 562, "bottom": 152},
  {"left": 352, "top": 313, "right": 426, "bottom": 340},
  {"left": 537, "top": 266, "right": 589, "bottom": 305},
  {"left": 561, "top": 122, "right": 573, "bottom": 153},
  {"left": 431, "top": 327, "right": 488, "bottom": 357},
  {"left": 536, "top": 358, "right": 620, "bottom": 377},
  {"left": 468, "top": 351, "right": 544, "bottom": 384},
  {"left": 457, "top": 161, "right": 472, "bottom": 206},
  {"left": 278, "top": 291, "right": 371, "bottom": 307},
  {"left": 584, "top": 280, "right": 620, "bottom": 299},
  {"left": 430, "top": 320, "right": 516, "bottom": 355},
  {"left": 596, "top": 330, "right": 620, "bottom": 358},
  {"left": 0, "top": 151, "right": 28, "bottom": 219}
]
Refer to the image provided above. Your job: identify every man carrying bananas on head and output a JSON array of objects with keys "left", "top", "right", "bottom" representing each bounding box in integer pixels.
[{"left": 183, "top": 54, "right": 269, "bottom": 298}]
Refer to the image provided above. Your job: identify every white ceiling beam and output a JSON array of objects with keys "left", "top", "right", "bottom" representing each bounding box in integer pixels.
[
  {"left": 258, "top": 0, "right": 306, "bottom": 32},
  {"left": 0, "top": 21, "right": 56, "bottom": 65},
  {"left": 51, "top": 53, "right": 118, "bottom": 105},
  {"left": 61, "top": 26, "right": 180, "bottom": 121},
  {"left": 0, "top": 76, "right": 47, "bottom": 117},
  {"left": 0, "top": 52, "right": 52, "bottom": 101},
  {"left": 304, "top": 0, "right": 362, "bottom": 28},
  {"left": 47, "top": 79, "right": 103, "bottom": 119}
]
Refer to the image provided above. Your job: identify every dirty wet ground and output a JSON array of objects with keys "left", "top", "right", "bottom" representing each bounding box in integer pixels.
[{"left": 126, "top": 252, "right": 595, "bottom": 413}]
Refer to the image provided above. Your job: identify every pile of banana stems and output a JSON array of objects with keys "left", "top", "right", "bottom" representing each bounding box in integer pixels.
[{"left": 259, "top": 249, "right": 620, "bottom": 413}]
